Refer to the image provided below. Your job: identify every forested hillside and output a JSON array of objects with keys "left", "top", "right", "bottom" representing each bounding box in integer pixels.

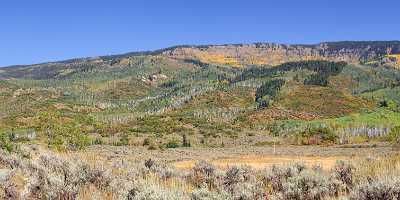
[{"left": 1, "top": 41, "right": 400, "bottom": 150}]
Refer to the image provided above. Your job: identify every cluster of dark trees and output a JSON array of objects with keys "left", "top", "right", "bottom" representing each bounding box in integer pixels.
[
  {"left": 237, "top": 61, "right": 348, "bottom": 109},
  {"left": 183, "top": 59, "right": 210, "bottom": 68},
  {"left": 159, "top": 80, "right": 179, "bottom": 88},
  {"left": 230, "top": 60, "right": 347, "bottom": 84},
  {"left": 302, "top": 61, "right": 346, "bottom": 86},
  {"left": 255, "top": 79, "right": 285, "bottom": 109},
  {"left": 303, "top": 74, "right": 329, "bottom": 86}
]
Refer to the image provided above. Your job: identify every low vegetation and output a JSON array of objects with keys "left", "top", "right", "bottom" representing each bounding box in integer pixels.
[{"left": 0, "top": 147, "right": 399, "bottom": 200}]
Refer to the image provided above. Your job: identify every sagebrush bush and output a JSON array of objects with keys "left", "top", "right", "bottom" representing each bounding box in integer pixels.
[
  {"left": 127, "top": 181, "right": 185, "bottom": 200},
  {"left": 191, "top": 186, "right": 232, "bottom": 200},
  {"left": 231, "top": 181, "right": 265, "bottom": 200},
  {"left": 263, "top": 164, "right": 305, "bottom": 192},
  {"left": 143, "top": 137, "right": 151, "bottom": 146},
  {"left": 332, "top": 160, "right": 355, "bottom": 192},
  {"left": 142, "top": 158, "right": 177, "bottom": 180},
  {"left": 190, "top": 161, "right": 219, "bottom": 189},
  {"left": 145, "top": 158, "right": 156, "bottom": 170},
  {"left": 222, "top": 166, "right": 265, "bottom": 200},
  {"left": 350, "top": 178, "right": 400, "bottom": 200},
  {"left": 0, "top": 151, "right": 118, "bottom": 199},
  {"left": 263, "top": 164, "right": 343, "bottom": 200},
  {"left": 86, "top": 165, "right": 113, "bottom": 190},
  {"left": 224, "top": 166, "right": 255, "bottom": 192},
  {"left": 0, "top": 150, "right": 22, "bottom": 169},
  {"left": 278, "top": 170, "right": 336, "bottom": 200},
  {"left": 3, "top": 181, "right": 20, "bottom": 200},
  {"left": 3, "top": 146, "right": 400, "bottom": 200}
]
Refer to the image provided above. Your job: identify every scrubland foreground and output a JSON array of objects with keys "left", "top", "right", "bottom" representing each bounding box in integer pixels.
[{"left": 0, "top": 144, "right": 400, "bottom": 200}]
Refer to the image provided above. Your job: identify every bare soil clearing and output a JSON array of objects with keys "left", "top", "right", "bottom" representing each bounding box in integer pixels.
[{"left": 173, "top": 155, "right": 347, "bottom": 170}]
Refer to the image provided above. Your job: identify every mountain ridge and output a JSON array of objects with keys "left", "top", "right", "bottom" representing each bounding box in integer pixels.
[{"left": 2, "top": 40, "right": 400, "bottom": 69}]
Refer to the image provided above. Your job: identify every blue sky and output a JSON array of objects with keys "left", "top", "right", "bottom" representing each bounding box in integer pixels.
[{"left": 1, "top": 0, "right": 399, "bottom": 67}]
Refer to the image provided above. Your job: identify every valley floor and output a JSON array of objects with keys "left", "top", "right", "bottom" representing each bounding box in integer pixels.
[
  {"left": 1, "top": 143, "right": 399, "bottom": 199},
  {"left": 68, "top": 144, "right": 394, "bottom": 171}
]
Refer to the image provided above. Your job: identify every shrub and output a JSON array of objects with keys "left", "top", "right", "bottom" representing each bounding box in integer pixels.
[
  {"left": 38, "top": 111, "right": 93, "bottom": 151},
  {"left": 278, "top": 170, "right": 335, "bottom": 200},
  {"left": 155, "top": 166, "right": 176, "bottom": 181},
  {"left": 332, "top": 160, "right": 355, "bottom": 192},
  {"left": 182, "top": 134, "right": 191, "bottom": 147},
  {"left": 224, "top": 166, "right": 255, "bottom": 193},
  {"left": 118, "top": 134, "right": 130, "bottom": 146},
  {"left": 263, "top": 164, "right": 305, "bottom": 192},
  {"left": 145, "top": 159, "right": 156, "bottom": 170},
  {"left": 147, "top": 144, "right": 158, "bottom": 150},
  {"left": 127, "top": 181, "right": 185, "bottom": 200},
  {"left": 230, "top": 181, "right": 265, "bottom": 200},
  {"left": 387, "top": 126, "right": 400, "bottom": 144},
  {"left": 0, "top": 151, "right": 22, "bottom": 169},
  {"left": 27, "top": 155, "right": 81, "bottom": 199},
  {"left": 92, "top": 137, "right": 104, "bottom": 145},
  {"left": 142, "top": 159, "right": 177, "bottom": 180},
  {"left": 165, "top": 140, "right": 180, "bottom": 148},
  {"left": 191, "top": 187, "right": 232, "bottom": 200},
  {"left": 47, "top": 124, "right": 91, "bottom": 151},
  {"left": 350, "top": 178, "right": 400, "bottom": 200},
  {"left": 0, "top": 133, "right": 16, "bottom": 152},
  {"left": 379, "top": 99, "right": 389, "bottom": 107},
  {"left": 143, "top": 137, "right": 151, "bottom": 146},
  {"left": 33, "top": 154, "right": 113, "bottom": 198},
  {"left": 263, "top": 164, "right": 342, "bottom": 200},
  {"left": 3, "top": 182, "right": 20, "bottom": 200},
  {"left": 190, "top": 161, "right": 218, "bottom": 188},
  {"left": 86, "top": 165, "right": 112, "bottom": 190},
  {"left": 296, "top": 127, "right": 338, "bottom": 145}
]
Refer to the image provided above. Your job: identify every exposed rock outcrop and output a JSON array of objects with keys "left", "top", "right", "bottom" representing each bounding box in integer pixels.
[{"left": 162, "top": 41, "right": 400, "bottom": 66}]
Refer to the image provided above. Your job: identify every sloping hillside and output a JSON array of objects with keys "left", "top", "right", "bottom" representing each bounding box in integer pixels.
[{"left": 0, "top": 41, "right": 400, "bottom": 149}]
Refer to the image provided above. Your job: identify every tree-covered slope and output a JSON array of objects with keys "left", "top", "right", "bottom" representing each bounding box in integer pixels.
[{"left": 1, "top": 41, "right": 400, "bottom": 149}]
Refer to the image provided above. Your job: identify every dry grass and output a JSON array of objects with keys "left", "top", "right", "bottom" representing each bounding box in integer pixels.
[
  {"left": 63, "top": 145, "right": 395, "bottom": 167},
  {"left": 77, "top": 185, "right": 113, "bottom": 200},
  {"left": 1, "top": 144, "right": 399, "bottom": 200},
  {"left": 353, "top": 154, "right": 400, "bottom": 182},
  {"left": 174, "top": 155, "right": 347, "bottom": 171}
]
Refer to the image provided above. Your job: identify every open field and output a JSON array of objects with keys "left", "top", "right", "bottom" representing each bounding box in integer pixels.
[
  {"left": 1, "top": 144, "right": 400, "bottom": 199},
  {"left": 173, "top": 155, "right": 346, "bottom": 171},
  {"left": 68, "top": 144, "right": 394, "bottom": 171}
]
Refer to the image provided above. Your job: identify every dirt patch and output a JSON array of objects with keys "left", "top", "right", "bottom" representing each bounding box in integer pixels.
[{"left": 174, "top": 155, "right": 347, "bottom": 171}]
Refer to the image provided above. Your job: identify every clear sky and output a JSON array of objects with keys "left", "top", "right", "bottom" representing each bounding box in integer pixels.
[{"left": 1, "top": 0, "right": 399, "bottom": 67}]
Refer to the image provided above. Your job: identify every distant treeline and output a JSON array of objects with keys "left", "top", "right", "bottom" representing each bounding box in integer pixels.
[
  {"left": 230, "top": 60, "right": 347, "bottom": 84},
  {"left": 246, "top": 60, "right": 347, "bottom": 108},
  {"left": 323, "top": 41, "right": 400, "bottom": 54}
]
